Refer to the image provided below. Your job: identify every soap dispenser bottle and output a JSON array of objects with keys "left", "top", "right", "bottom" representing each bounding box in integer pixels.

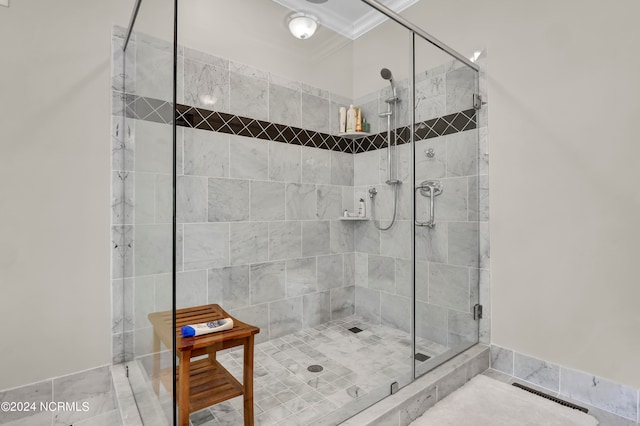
[
  {"left": 358, "top": 198, "right": 366, "bottom": 218},
  {"left": 346, "top": 104, "right": 356, "bottom": 132}
]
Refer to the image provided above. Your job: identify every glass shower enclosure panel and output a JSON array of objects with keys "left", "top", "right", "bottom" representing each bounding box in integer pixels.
[
  {"left": 412, "top": 34, "right": 480, "bottom": 377},
  {"left": 121, "top": 0, "right": 177, "bottom": 424},
  {"left": 172, "top": 0, "right": 413, "bottom": 424}
]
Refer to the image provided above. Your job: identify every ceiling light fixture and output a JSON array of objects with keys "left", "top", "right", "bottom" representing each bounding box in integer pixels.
[{"left": 288, "top": 13, "right": 319, "bottom": 40}]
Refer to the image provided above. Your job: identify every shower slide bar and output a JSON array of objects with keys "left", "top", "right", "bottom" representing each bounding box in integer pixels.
[{"left": 416, "top": 180, "right": 443, "bottom": 228}]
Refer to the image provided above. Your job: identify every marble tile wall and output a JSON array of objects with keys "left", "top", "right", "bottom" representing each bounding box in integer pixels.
[
  {"left": 352, "top": 57, "right": 490, "bottom": 353},
  {"left": 490, "top": 345, "right": 640, "bottom": 424},
  {"left": 111, "top": 30, "right": 358, "bottom": 362},
  {"left": 112, "top": 30, "right": 490, "bottom": 369}
]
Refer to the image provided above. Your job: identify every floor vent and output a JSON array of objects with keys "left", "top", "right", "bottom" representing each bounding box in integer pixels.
[
  {"left": 512, "top": 382, "right": 588, "bottom": 413},
  {"left": 414, "top": 353, "right": 430, "bottom": 362},
  {"left": 348, "top": 327, "right": 363, "bottom": 333}
]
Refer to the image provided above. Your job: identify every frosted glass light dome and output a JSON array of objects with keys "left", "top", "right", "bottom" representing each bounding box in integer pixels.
[{"left": 288, "top": 13, "right": 318, "bottom": 39}]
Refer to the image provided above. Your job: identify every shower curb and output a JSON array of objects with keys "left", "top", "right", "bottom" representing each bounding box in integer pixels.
[{"left": 341, "top": 344, "right": 490, "bottom": 426}]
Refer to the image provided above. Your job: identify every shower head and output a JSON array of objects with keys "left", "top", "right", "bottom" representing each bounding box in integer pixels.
[{"left": 380, "top": 68, "right": 397, "bottom": 100}]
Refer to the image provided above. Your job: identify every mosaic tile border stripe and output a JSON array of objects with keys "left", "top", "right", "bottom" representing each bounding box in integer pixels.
[{"left": 120, "top": 94, "right": 476, "bottom": 154}]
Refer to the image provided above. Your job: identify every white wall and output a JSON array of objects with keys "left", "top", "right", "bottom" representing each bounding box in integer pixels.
[
  {"left": 0, "top": 0, "right": 134, "bottom": 390},
  {"left": 377, "top": 0, "right": 640, "bottom": 388}
]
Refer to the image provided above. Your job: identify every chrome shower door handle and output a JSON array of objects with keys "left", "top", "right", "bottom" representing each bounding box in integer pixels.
[{"left": 415, "top": 180, "right": 443, "bottom": 228}]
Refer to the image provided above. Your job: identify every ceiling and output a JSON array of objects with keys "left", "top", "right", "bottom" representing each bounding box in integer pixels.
[{"left": 272, "top": 0, "right": 419, "bottom": 40}]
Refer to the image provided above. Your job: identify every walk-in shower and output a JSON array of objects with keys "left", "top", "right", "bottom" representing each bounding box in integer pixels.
[{"left": 112, "top": 0, "right": 483, "bottom": 424}]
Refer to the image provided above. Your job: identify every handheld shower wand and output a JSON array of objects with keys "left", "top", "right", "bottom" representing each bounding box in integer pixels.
[
  {"left": 380, "top": 68, "right": 397, "bottom": 99},
  {"left": 371, "top": 68, "right": 401, "bottom": 231}
]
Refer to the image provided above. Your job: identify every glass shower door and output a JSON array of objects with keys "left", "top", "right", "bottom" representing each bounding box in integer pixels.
[
  {"left": 120, "top": 0, "right": 178, "bottom": 424},
  {"left": 412, "top": 34, "right": 481, "bottom": 377}
]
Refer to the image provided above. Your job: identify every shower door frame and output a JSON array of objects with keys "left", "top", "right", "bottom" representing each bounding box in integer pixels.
[{"left": 359, "top": 0, "right": 482, "bottom": 382}]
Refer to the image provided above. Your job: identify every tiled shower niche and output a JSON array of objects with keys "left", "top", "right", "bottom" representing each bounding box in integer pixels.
[{"left": 111, "top": 28, "right": 486, "bottom": 399}]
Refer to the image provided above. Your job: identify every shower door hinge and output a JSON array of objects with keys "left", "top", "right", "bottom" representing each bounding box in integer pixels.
[
  {"left": 473, "top": 93, "right": 483, "bottom": 110},
  {"left": 473, "top": 304, "right": 483, "bottom": 320}
]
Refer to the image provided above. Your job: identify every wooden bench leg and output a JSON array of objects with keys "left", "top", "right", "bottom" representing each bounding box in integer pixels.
[
  {"left": 243, "top": 335, "right": 254, "bottom": 426},
  {"left": 178, "top": 350, "right": 191, "bottom": 426},
  {"left": 152, "top": 330, "right": 160, "bottom": 395}
]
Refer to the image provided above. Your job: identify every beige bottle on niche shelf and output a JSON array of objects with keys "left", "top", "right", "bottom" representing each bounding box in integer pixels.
[
  {"left": 346, "top": 104, "right": 356, "bottom": 132},
  {"left": 339, "top": 106, "right": 346, "bottom": 133}
]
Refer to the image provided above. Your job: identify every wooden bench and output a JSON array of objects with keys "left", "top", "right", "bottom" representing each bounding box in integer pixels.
[{"left": 148, "top": 304, "right": 260, "bottom": 426}]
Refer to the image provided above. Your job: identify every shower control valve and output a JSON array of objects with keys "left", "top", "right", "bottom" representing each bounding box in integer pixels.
[{"left": 368, "top": 187, "right": 377, "bottom": 198}]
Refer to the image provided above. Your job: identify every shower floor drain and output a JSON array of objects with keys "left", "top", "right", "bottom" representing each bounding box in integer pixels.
[
  {"left": 307, "top": 365, "right": 323, "bottom": 373},
  {"left": 348, "top": 327, "right": 363, "bottom": 333},
  {"left": 414, "top": 353, "right": 431, "bottom": 362}
]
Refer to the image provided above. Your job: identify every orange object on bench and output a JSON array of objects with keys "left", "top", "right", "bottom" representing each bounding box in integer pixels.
[{"left": 148, "top": 304, "right": 260, "bottom": 426}]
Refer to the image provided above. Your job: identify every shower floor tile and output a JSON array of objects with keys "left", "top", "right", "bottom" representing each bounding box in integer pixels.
[{"left": 190, "top": 315, "right": 447, "bottom": 426}]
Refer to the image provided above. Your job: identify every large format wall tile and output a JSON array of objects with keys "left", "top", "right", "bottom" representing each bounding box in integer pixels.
[
  {"left": 286, "top": 257, "right": 317, "bottom": 297},
  {"left": 415, "top": 301, "right": 447, "bottom": 346},
  {"left": 184, "top": 128, "right": 229, "bottom": 177},
  {"left": 302, "top": 146, "right": 331, "bottom": 184},
  {"left": 183, "top": 223, "right": 229, "bottom": 270},
  {"left": 355, "top": 286, "right": 381, "bottom": 324},
  {"left": 445, "top": 66, "right": 475, "bottom": 114},
  {"left": 269, "top": 83, "right": 301, "bottom": 128},
  {"left": 330, "top": 220, "right": 354, "bottom": 254},
  {"left": 429, "top": 263, "right": 470, "bottom": 312},
  {"left": 136, "top": 34, "right": 175, "bottom": 102},
  {"left": 230, "top": 222, "right": 269, "bottom": 265},
  {"left": 301, "top": 92, "right": 330, "bottom": 134},
  {"left": 184, "top": 58, "right": 229, "bottom": 112},
  {"left": 381, "top": 294, "right": 411, "bottom": 333},
  {"left": 302, "top": 221, "right": 330, "bottom": 257},
  {"left": 331, "top": 151, "right": 354, "bottom": 186},
  {"left": 230, "top": 303, "right": 269, "bottom": 343},
  {"left": 176, "top": 270, "right": 207, "bottom": 309},
  {"left": 368, "top": 254, "right": 395, "bottom": 293},
  {"left": 415, "top": 224, "right": 447, "bottom": 263},
  {"left": 251, "top": 181, "right": 285, "bottom": 221},
  {"left": 330, "top": 286, "right": 355, "bottom": 320},
  {"left": 269, "top": 297, "right": 302, "bottom": 339},
  {"left": 229, "top": 70, "right": 268, "bottom": 121},
  {"left": 229, "top": 135, "right": 268, "bottom": 180},
  {"left": 303, "top": 291, "right": 331, "bottom": 328},
  {"left": 134, "top": 224, "right": 172, "bottom": 276},
  {"left": 177, "top": 176, "right": 208, "bottom": 223},
  {"left": 208, "top": 265, "right": 250, "bottom": 310},
  {"left": 208, "top": 178, "right": 250, "bottom": 222},
  {"left": 286, "top": 183, "right": 316, "bottom": 220},
  {"left": 448, "top": 222, "right": 479, "bottom": 267},
  {"left": 268, "top": 221, "right": 302, "bottom": 261},
  {"left": 269, "top": 141, "right": 301, "bottom": 183},
  {"left": 446, "top": 130, "right": 478, "bottom": 177},
  {"left": 316, "top": 185, "right": 342, "bottom": 220},
  {"left": 317, "top": 254, "right": 344, "bottom": 291},
  {"left": 134, "top": 120, "right": 173, "bottom": 174},
  {"left": 250, "top": 262, "right": 286, "bottom": 305}
]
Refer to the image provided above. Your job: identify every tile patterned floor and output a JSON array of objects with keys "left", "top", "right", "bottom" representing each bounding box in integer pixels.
[{"left": 185, "top": 315, "right": 448, "bottom": 426}]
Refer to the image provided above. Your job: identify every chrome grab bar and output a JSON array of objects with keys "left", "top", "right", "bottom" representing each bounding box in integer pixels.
[{"left": 415, "top": 180, "right": 443, "bottom": 228}]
